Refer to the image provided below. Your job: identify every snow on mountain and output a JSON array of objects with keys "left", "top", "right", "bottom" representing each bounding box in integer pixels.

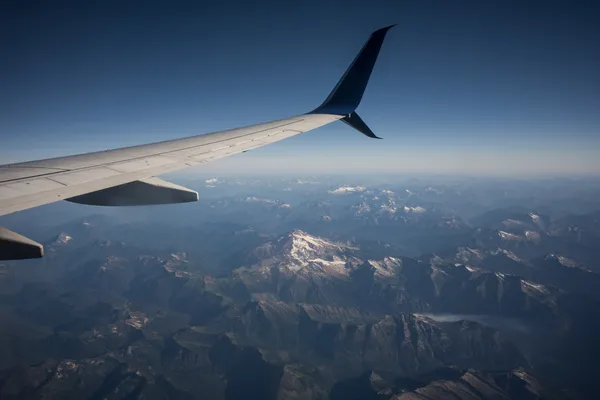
[
  {"left": 554, "top": 255, "right": 579, "bottom": 268},
  {"left": 125, "top": 311, "right": 150, "bottom": 330},
  {"left": 242, "top": 231, "right": 411, "bottom": 287},
  {"left": 403, "top": 206, "right": 426, "bottom": 213},
  {"left": 368, "top": 257, "right": 402, "bottom": 278},
  {"left": 545, "top": 254, "right": 590, "bottom": 271},
  {"left": 240, "top": 230, "right": 360, "bottom": 282},
  {"left": 490, "top": 248, "right": 524, "bottom": 263},
  {"left": 501, "top": 219, "right": 527, "bottom": 229},
  {"left": 380, "top": 198, "right": 397, "bottom": 214},
  {"left": 520, "top": 279, "right": 552, "bottom": 299},
  {"left": 424, "top": 186, "right": 444, "bottom": 195},
  {"left": 498, "top": 230, "right": 523, "bottom": 241},
  {"left": 381, "top": 203, "right": 397, "bottom": 215},
  {"left": 328, "top": 186, "right": 366, "bottom": 194},
  {"left": 294, "top": 179, "right": 320, "bottom": 185},
  {"left": 465, "top": 265, "right": 479, "bottom": 273},
  {"left": 169, "top": 252, "right": 187, "bottom": 262},
  {"left": 282, "top": 230, "right": 357, "bottom": 266},
  {"left": 244, "top": 196, "right": 275, "bottom": 204},
  {"left": 456, "top": 246, "right": 526, "bottom": 267},
  {"left": 529, "top": 212, "right": 544, "bottom": 229},
  {"left": 236, "top": 230, "right": 567, "bottom": 330},
  {"left": 525, "top": 230, "right": 541, "bottom": 243},
  {"left": 53, "top": 232, "right": 72, "bottom": 245},
  {"left": 241, "top": 196, "right": 290, "bottom": 208},
  {"left": 494, "top": 272, "right": 508, "bottom": 281},
  {"left": 352, "top": 202, "right": 372, "bottom": 216},
  {"left": 455, "top": 247, "right": 484, "bottom": 264}
]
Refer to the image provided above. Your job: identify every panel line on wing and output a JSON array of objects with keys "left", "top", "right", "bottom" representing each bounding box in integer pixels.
[
  {"left": 0, "top": 169, "right": 71, "bottom": 184},
  {"left": 4, "top": 166, "right": 69, "bottom": 172},
  {"left": 44, "top": 177, "right": 69, "bottom": 187}
]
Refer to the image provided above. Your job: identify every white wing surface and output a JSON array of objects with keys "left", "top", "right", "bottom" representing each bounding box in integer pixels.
[{"left": 0, "top": 115, "right": 340, "bottom": 216}]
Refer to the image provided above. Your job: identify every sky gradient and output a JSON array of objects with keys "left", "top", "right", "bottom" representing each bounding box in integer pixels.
[{"left": 2, "top": 0, "right": 599, "bottom": 176}]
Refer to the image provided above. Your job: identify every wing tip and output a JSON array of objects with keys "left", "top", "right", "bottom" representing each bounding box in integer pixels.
[
  {"left": 375, "top": 24, "right": 397, "bottom": 34},
  {"left": 310, "top": 24, "right": 396, "bottom": 116}
]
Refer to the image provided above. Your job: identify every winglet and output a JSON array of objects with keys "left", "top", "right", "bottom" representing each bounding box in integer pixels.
[
  {"left": 341, "top": 112, "right": 382, "bottom": 139},
  {"left": 311, "top": 25, "right": 395, "bottom": 116}
]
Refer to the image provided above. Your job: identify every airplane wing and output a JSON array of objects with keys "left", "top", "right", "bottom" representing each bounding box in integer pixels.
[{"left": 0, "top": 26, "right": 394, "bottom": 260}]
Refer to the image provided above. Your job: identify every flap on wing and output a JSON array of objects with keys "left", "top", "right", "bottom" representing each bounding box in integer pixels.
[
  {"left": 65, "top": 177, "right": 198, "bottom": 206},
  {"left": 0, "top": 227, "right": 44, "bottom": 260}
]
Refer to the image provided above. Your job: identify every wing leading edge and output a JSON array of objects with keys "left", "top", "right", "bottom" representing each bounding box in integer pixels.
[{"left": 0, "top": 26, "right": 395, "bottom": 260}]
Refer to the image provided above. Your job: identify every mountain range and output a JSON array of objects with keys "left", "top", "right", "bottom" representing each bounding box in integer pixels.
[{"left": 1, "top": 176, "right": 599, "bottom": 398}]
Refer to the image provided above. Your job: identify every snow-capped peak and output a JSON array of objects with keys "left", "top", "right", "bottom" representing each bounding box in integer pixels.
[
  {"left": 282, "top": 230, "right": 357, "bottom": 264},
  {"left": 520, "top": 279, "right": 551, "bottom": 298},
  {"left": 545, "top": 254, "right": 589, "bottom": 271},
  {"left": 368, "top": 256, "right": 401, "bottom": 278},
  {"left": 53, "top": 232, "right": 72, "bottom": 245},
  {"left": 352, "top": 202, "right": 372, "bottom": 215},
  {"left": 241, "top": 231, "right": 360, "bottom": 281},
  {"left": 529, "top": 212, "right": 546, "bottom": 230},
  {"left": 498, "top": 230, "right": 522, "bottom": 241},
  {"left": 491, "top": 248, "right": 524, "bottom": 262},
  {"left": 244, "top": 196, "right": 280, "bottom": 205},
  {"left": 328, "top": 186, "right": 366, "bottom": 194},
  {"left": 454, "top": 247, "right": 484, "bottom": 265},
  {"left": 403, "top": 206, "right": 426, "bottom": 213},
  {"left": 502, "top": 219, "right": 526, "bottom": 229}
]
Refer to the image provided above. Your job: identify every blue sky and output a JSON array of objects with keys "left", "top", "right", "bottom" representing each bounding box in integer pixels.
[{"left": 1, "top": 0, "right": 599, "bottom": 176}]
